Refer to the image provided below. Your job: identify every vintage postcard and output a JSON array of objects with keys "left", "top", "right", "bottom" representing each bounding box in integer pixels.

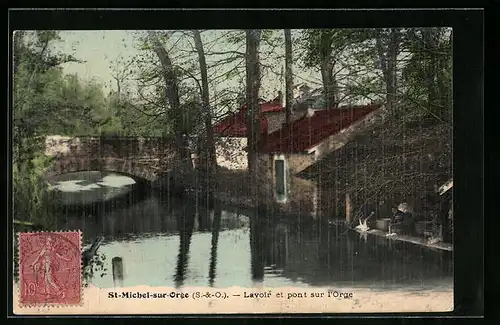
[{"left": 12, "top": 26, "right": 454, "bottom": 315}]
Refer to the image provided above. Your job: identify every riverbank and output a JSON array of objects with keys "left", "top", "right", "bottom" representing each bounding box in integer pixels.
[
  {"left": 351, "top": 227, "right": 453, "bottom": 252},
  {"left": 209, "top": 168, "right": 454, "bottom": 251}
]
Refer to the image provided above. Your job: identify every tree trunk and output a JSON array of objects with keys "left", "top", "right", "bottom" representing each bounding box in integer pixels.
[
  {"left": 284, "top": 29, "right": 293, "bottom": 124},
  {"left": 321, "top": 63, "right": 337, "bottom": 109},
  {"left": 422, "top": 28, "right": 438, "bottom": 116},
  {"left": 345, "top": 192, "right": 352, "bottom": 224},
  {"left": 113, "top": 77, "right": 121, "bottom": 100},
  {"left": 386, "top": 28, "right": 400, "bottom": 114},
  {"left": 245, "top": 29, "right": 262, "bottom": 202},
  {"left": 208, "top": 204, "right": 222, "bottom": 286},
  {"left": 376, "top": 29, "right": 400, "bottom": 115},
  {"left": 435, "top": 29, "right": 452, "bottom": 119},
  {"left": 149, "top": 33, "right": 192, "bottom": 176},
  {"left": 193, "top": 30, "right": 218, "bottom": 197},
  {"left": 437, "top": 54, "right": 451, "bottom": 113},
  {"left": 319, "top": 32, "right": 337, "bottom": 109}
]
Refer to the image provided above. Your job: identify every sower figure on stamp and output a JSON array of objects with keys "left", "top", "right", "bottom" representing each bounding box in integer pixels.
[{"left": 30, "top": 236, "right": 72, "bottom": 298}]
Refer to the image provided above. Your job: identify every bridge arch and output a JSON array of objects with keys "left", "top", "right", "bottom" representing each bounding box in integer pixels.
[
  {"left": 45, "top": 165, "right": 156, "bottom": 187},
  {"left": 43, "top": 135, "right": 182, "bottom": 185}
]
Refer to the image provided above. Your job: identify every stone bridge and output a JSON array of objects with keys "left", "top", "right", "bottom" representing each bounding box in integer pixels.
[{"left": 44, "top": 135, "right": 185, "bottom": 186}]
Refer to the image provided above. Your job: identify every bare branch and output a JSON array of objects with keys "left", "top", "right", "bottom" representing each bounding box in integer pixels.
[{"left": 205, "top": 50, "right": 245, "bottom": 57}]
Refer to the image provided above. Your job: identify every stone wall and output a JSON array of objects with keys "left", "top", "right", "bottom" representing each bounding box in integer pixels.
[
  {"left": 259, "top": 153, "right": 318, "bottom": 218},
  {"left": 213, "top": 111, "right": 306, "bottom": 172},
  {"left": 44, "top": 135, "right": 180, "bottom": 183},
  {"left": 215, "top": 137, "right": 248, "bottom": 170}
]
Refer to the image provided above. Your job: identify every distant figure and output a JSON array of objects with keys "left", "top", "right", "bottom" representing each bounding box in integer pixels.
[
  {"left": 397, "top": 202, "right": 413, "bottom": 214},
  {"left": 389, "top": 203, "right": 415, "bottom": 235}
]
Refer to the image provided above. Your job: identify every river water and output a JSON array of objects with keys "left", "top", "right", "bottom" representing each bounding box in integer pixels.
[{"left": 52, "top": 171, "right": 453, "bottom": 291}]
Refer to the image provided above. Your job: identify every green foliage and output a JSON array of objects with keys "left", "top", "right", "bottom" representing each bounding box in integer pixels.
[
  {"left": 12, "top": 30, "right": 105, "bottom": 232},
  {"left": 49, "top": 75, "right": 112, "bottom": 135},
  {"left": 83, "top": 253, "right": 108, "bottom": 286},
  {"left": 12, "top": 163, "right": 62, "bottom": 230},
  {"left": 105, "top": 90, "right": 169, "bottom": 136},
  {"left": 301, "top": 29, "right": 370, "bottom": 68},
  {"left": 400, "top": 28, "right": 452, "bottom": 120},
  {"left": 13, "top": 30, "right": 171, "bottom": 142},
  {"left": 297, "top": 27, "right": 452, "bottom": 122},
  {"left": 128, "top": 33, "right": 212, "bottom": 138}
]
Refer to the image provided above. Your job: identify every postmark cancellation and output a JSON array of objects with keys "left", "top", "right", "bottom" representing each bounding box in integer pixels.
[{"left": 17, "top": 230, "right": 83, "bottom": 307}]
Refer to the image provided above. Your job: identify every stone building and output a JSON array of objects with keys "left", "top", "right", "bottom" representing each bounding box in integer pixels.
[
  {"left": 256, "top": 104, "right": 382, "bottom": 218},
  {"left": 213, "top": 93, "right": 304, "bottom": 170},
  {"left": 212, "top": 92, "right": 386, "bottom": 220},
  {"left": 297, "top": 112, "right": 453, "bottom": 229}
]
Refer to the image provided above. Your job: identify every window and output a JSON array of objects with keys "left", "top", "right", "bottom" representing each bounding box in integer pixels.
[{"left": 274, "top": 157, "right": 287, "bottom": 202}]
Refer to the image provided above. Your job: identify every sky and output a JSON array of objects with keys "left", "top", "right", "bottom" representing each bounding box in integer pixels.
[
  {"left": 54, "top": 30, "right": 140, "bottom": 92},
  {"left": 52, "top": 30, "right": 323, "bottom": 102}
]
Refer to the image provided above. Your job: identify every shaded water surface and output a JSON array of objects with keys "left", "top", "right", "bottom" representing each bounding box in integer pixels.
[{"left": 53, "top": 172, "right": 453, "bottom": 290}]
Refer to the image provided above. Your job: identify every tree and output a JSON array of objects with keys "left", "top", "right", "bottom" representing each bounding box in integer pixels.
[
  {"left": 301, "top": 29, "right": 374, "bottom": 109},
  {"left": 106, "top": 54, "right": 167, "bottom": 137},
  {"left": 12, "top": 30, "right": 87, "bottom": 230},
  {"left": 375, "top": 28, "right": 402, "bottom": 114},
  {"left": 109, "top": 54, "right": 136, "bottom": 100},
  {"left": 245, "top": 29, "right": 262, "bottom": 178},
  {"left": 301, "top": 30, "right": 344, "bottom": 108},
  {"left": 401, "top": 28, "right": 452, "bottom": 122},
  {"left": 284, "top": 29, "right": 293, "bottom": 124},
  {"left": 148, "top": 31, "right": 192, "bottom": 175},
  {"left": 13, "top": 31, "right": 85, "bottom": 172},
  {"left": 193, "top": 30, "right": 217, "bottom": 196}
]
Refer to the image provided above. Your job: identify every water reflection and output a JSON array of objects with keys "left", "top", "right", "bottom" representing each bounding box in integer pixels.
[
  {"left": 250, "top": 216, "right": 264, "bottom": 282},
  {"left": 208, "top": 205, "right": 222, "bottom": 287},
  {"left": 174, "top": 202, "right": 196, "bottom": 288},
  {"left": 51, "top": 171, "right": 138, "bottom": 205},
  {"left": 53, "top": 173, "right": 452, "bottom": 290}
]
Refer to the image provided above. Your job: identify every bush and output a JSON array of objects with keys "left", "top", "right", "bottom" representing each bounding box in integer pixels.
[{"left": 12, "top": 155, "right": 63, "bottom": 231}]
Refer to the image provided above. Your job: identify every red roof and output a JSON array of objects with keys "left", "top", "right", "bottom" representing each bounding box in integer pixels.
[
  {"left": 258, "top": 104, "right": 382, "bottom": 153},
  {"left": 213, "top": 99, "right": 284, "bottom": 137}
]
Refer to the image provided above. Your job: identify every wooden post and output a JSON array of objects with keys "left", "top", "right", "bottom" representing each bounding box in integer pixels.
[
  {"left": 439, "top": 191, "right": 452, "bottom": 243},
  {"left": 311, "top": 183, "right": 319, "bottom": 219},
  {"left": 112, "top": 257, "right": 124, "bottom": 287},
  {"left": 346, "top": 192, "right": 352, "bottom": 224}
]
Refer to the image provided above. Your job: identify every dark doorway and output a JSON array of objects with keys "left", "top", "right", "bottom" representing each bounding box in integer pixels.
[{"left": 275, "top": 159, "right": 285, "bottom": 201}]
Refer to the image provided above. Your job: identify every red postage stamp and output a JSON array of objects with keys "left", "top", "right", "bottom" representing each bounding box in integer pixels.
[{"left": 18, "top": 231, "right": 82, "bottom": 306}]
